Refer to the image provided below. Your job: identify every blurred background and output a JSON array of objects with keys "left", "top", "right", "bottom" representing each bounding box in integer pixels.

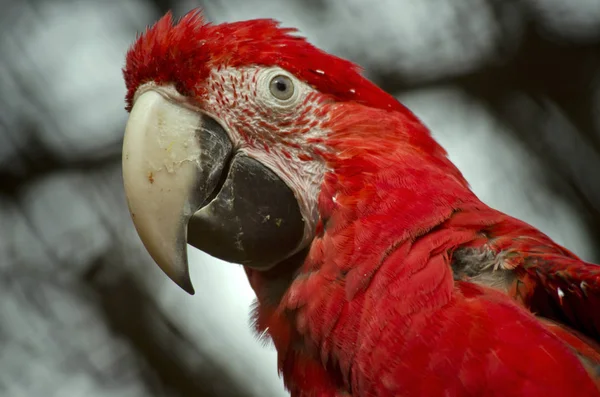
[{"left": 1, "top": 0, "right": 600, "bottom": 396}]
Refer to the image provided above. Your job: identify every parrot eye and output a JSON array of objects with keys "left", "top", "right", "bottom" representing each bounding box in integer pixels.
[
  {"left": 269, "top": 75, "right": 295, "bottom": 101},
  {"left": 257, "top": 68, "right": 303, "bottom": 110}
]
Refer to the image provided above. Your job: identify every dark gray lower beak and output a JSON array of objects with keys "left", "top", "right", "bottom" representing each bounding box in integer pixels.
[{"left": 189, "top": 154, "right": 305, "bottom": 269}]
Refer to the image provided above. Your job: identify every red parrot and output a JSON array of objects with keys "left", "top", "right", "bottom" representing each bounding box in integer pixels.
[{"left": 121, "top": 9, "right": 600, "bottom": 396}]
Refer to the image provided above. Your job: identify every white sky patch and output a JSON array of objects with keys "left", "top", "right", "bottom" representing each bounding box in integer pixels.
[
  {"left": 2, "top": 0, "right": 155, "bottom": 161},
  {"left": 524, "top": 0, "right": 600, "bottom": 41},
  {"left": 198, "top": 0, "right": 522, "bottom": 82},
  {"left": 154, "top": 248, "right": 288, "bottom": 397}
]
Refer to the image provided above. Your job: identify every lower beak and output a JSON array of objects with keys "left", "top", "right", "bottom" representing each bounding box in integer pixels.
[{"left": 122, "top": 89, "right": 305, "bottom": 294}]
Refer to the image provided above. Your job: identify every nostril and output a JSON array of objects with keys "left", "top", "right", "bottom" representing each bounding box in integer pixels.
[{"left": 175, "top": 81, "right": 191, "bottom": 97}]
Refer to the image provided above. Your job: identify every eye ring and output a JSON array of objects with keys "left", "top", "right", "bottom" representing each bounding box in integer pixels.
[{"left": 269, "top": 74, "right": 295, "bottom": 101}]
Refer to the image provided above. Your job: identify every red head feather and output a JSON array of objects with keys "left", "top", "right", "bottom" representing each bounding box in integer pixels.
[{"left": 123, "top": 9, "right": 415, "bottom": 118}]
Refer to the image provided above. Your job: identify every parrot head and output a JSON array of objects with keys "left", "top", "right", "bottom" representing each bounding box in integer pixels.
[{"left": 122, "top": 9, "right": 467, "bottom": 294}]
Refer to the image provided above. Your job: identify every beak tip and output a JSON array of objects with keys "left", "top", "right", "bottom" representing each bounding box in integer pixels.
[
  {"left": 180, "top": 279, "right": 196, "bottom": 295},
  {"left": 164, "top": 270, "right": 196, "bottom": 295}
]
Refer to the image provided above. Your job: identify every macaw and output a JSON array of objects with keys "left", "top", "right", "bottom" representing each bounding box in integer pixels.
[{"left": 121, "top": 9, "right": 600, "bottom": 397}]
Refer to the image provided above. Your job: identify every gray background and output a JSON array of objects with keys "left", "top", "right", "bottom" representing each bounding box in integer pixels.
[{"left": 1, "top": 0, "right": 600, "bottom": 396}]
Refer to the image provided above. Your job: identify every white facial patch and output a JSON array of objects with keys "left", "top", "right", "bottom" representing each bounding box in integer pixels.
[{"left": 202, "top": 65, "right": 331, "bottom": 254}]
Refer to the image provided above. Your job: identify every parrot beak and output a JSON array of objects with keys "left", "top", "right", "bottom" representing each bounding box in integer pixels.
[{"left": 122, "top": 88, "right": 305, "bottom": 295}]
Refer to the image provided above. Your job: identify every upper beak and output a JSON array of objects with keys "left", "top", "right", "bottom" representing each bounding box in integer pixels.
[
  {"left": 122, "top": 90, "right": 232, "bottom": 294},
  {"left": 122, "top": 88, "right": 305, "bottom": 295}
]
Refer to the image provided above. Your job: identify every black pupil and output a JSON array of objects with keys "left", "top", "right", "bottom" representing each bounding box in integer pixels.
[{"left": 275, "top": 79, "right": 288, "bottom": 92}]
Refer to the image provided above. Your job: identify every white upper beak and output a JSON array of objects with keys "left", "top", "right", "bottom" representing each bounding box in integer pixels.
[{"left": 122, "top": 89, "right": 203, "bottom": 294}]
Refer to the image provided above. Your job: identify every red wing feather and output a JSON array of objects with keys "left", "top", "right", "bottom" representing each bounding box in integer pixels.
[{"left": 516, "top": 254, "right": 600, "bottom": 341}]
